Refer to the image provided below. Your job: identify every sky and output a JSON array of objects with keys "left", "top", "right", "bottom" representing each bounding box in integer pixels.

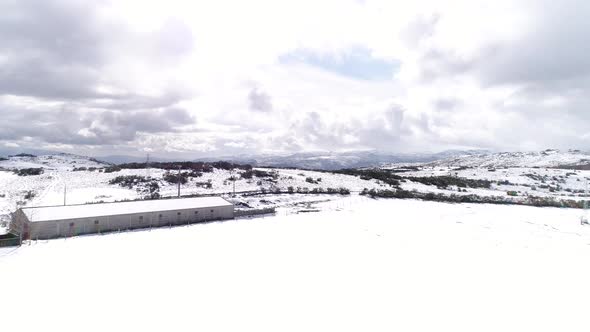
[{"left": 1, "top": 0, "right": 590, "bottom": 158}]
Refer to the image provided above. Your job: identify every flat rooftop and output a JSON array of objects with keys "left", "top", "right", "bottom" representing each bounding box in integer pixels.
[{"left": 21, "top": 197, "right": 234, "bottom": 222}]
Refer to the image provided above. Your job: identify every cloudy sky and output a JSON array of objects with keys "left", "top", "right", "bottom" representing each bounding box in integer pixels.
[{"left": 1, "top": 0, "right": 589, "bottom": 158}]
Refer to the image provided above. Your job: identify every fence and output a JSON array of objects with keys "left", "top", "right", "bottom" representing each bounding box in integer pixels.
[
  {"left": 0, "top": 233, "right": 21, "bottom": 247},
  {"left": 235, "top": 207, "right": 276, "bottom": 218}
]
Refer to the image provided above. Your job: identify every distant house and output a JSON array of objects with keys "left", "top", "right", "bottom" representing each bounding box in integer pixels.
[{"left": 11, "top": 197, "right": 234, "bottom": 240}]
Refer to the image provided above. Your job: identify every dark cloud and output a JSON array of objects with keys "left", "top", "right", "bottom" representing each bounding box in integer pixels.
[
  {"left": 399, "top": 0, "right": 590, "bottom": 151},
  {"left": 417, "top": 48, "right": 476, "bottom": 83},
  {"left": 414, "top": 1, "right": 590, "bottom": 90},
  {"left": 0, "top": 101, "right": 195, "bottom": 145},
  {"left": 355, "top": 104, "right": 411, "bottom": 150},
  {"left": 79, "top": 108, "right": 195, "bottom": 144},
  {"left": 400, "top": 14, "right": 440, "bottom": 49},
  {"left": 0, "top": 58, "right": 105, "bottom": 100},
  {"left": 479, "top": 1, "right": 590, "bottom": 87},
  {"left": 433, "top": 98, "right": 461, "bottom": 112},
  {"left": 0, "top": 0, "right": 107, "bottom": 64},
  {"left": 0, "top": 0, "right": 192, "bottom": 103},
  {"left": 0, "top": 0, "right": 112, "bottom": 99},
  {"left": 155, "top": 19, "right": 195, "bottom": 60},
  {"left": 0, "top": 0, "right": 197, "bottom": 152},
  {"left": 288, "top": 105, "right": 414, "bottom": 152},
  {"left": 248, "top": 88, "right": 273, "bottom": 112},
  {"left": 87, "top": 91, "right": 191, "bottom": 111}
]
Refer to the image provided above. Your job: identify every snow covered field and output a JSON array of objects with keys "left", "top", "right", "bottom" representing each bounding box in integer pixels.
[{"left": 2, "top": 197, "right": 590, "bottom": 331}]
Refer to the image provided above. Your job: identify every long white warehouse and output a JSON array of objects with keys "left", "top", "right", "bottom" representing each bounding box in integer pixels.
[{"left": 11, "top": 197, "right": 234, "bottom": 240}]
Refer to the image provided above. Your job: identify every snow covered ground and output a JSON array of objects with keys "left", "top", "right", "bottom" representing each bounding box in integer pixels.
[{"left": 2, "top": 197, "right": 590, "bottom": 331}]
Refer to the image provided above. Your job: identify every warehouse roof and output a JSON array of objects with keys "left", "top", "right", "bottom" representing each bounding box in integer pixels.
[{"left": 21, "top": 197, "right": 233, "bottom": 222}]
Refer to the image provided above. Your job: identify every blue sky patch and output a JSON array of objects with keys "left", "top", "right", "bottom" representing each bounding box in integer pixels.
[{"left": 279, "top": 47, "right": 399, "bottom": 81}]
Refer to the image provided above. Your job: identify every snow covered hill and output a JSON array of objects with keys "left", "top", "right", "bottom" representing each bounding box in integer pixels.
[
  {"left": 425, "top": 149, "right": 590, "bottom": 168},
  {"left": 0, "top": 153, "right": 107, "bottom": 171}
]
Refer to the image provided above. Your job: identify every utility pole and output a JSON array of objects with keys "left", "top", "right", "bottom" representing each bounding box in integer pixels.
[
  {"left": 64, "top": 184, "right": 67, "bottom": 206},
  {"left": 146, "top": 153, "right": 151, "bottom": 179},
  {"left": 177, "top": 165, "right": 181, "bottom": 198},
  {"left": 231, "top": 169, "right": 236, "bottom": 197},
  {"left": 581, "top": 179, "right": 589, "bottom": 225},
  {"left": 584, "top": 179, "right": 589, "bottom": 213}
]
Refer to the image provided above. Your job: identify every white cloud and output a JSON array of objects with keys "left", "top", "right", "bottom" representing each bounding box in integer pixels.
[{"left": 1, "top": 0, "right": 590, "bottom": 157}]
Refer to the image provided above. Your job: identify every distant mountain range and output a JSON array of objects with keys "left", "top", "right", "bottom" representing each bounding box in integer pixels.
[
  {"left": 3, "top": 148, "right": 589, "bottom": 170},
  {"left": 1, "top": 149, "right": 487, "bottom": 169},
  {"left": 192, "top": 150, "right": 489, "bottom": 170}
]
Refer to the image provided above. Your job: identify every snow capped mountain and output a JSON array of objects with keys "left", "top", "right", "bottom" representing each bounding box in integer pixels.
[{"left": 427, "top": 149, "right": 590, "bottom": 168}]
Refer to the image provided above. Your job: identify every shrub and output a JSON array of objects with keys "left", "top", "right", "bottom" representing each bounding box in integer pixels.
[
  {"left": 297, "top": 187, "right": 309, "bottom": 194},
  {"left": 163, "top": 172, "right": 189, "bottom": 185},
  {"left": 357, "top": 187, "right": 590, "bottom": 209},
  {"left": 109, "top": 175, "right": 150, "bottom": 189},
  {"left": 140, "top": 181, "right": 160, "bottom": 199},
  {"left": 241, "top": 170, "right": 254, "bottom": 179},
  {"left": 188, "top": 170, "right": 203, "bottom": 177},
  {"left": 339, "top": 188, "right": 351, "bottom": 195},
  {"left": 15, "top": 168, "right": 44, "bottom": 176},
  {"left": 11, "top": 153, "right": 36, "bottom": 158},
  {"left": 103, "top": 166, "right": 122, "bottom": 173},
  {"left": 406, "top": 176, "right": 491, "bottom": 189},
  {"left": 335, "top": 169, "right": 402, "bottom": 187},
  {"left": 507, "top": 191, "right": 518, "bottom": 197},
  {"left": 195, "top": 179, "right": 213, "bottom": 189},
  {"left": 255, "top": 170, "right": 278, "bottom": 179}
]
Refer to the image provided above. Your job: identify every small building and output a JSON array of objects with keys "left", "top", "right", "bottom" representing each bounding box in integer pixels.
[{"left": 11, "top": 196, "right": 234, "bottom": 240}]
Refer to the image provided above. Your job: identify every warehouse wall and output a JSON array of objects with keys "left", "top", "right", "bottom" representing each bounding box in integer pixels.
[{"left": 24, "top": 205, "right": 234, "bottom": 240}]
